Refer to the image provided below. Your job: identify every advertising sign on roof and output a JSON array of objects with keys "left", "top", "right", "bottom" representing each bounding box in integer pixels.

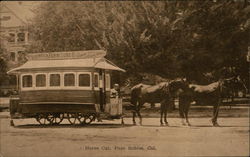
[{"left": 27, "top": 50, "right": 106, "bottom": 61}]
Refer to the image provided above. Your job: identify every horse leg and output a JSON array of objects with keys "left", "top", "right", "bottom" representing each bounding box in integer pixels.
[
  {"left": 10, "top": 119, "right": 15, "bottom": 126},
  {"left": 137, "top": 108, "right": 142, "bottom": 125},
  {"left": 184, "top": 103, "right": 191, "bottom": 126},
  {"left": 160, "top": 109, "right": 164, "bottom": 126},
  {"left": 151, "top": 103, "right": 155, "bottom": 108},
  {"left": 132, "top": 111, "right": 136, "bottom": 125},
  {"left": 179, "top": 98, "right": 186, "bottom": 126},
  {"left": 164, "top": 107, "right": 168, "bottom": 126},
  {"left": 136, "top": 100, "right": 145, "bottom": 125},
  {"left": 212, "top": 100, "right": 221, "bottom": 127},
  {"left": 132, "top": 100, "right": 138, "bottom": 125},
  {"left": 160, "top": 101, "right": 165, "bottom": 126},
  {"left": 121, "top": 115, "right": 125, "bottom": 125}
]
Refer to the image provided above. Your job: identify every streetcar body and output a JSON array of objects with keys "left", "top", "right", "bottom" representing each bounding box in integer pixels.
[{"left": 8, "top": 50, "right": 125, "bottom": 125}]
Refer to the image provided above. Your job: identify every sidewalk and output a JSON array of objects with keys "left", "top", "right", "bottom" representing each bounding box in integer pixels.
[
  {"left": 0, "top": 97, "right": 10, "bottom": 109},
  {"left": 0, "top": 112, "right": 10, "bottom": 118}
]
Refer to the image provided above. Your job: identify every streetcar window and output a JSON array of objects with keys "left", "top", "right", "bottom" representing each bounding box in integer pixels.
[
  {"left": 64, "top": 73, "right": 75, "bottom": 86},
  {"left": 94, "top": 74, "right": 99, "bottom": 88},
  {"left": 79, "top": 74, "right": 90, "bottom": 87},
  {"left": 50, "top": 74, "right": 60, "bottom": 86},
  {"left": 105, "top": 74, "right": 110, "bottom": 89},
  {"left": 36, "top": 74, "right": 46, "bottom": 87},
  {"left": 22, "top": 75, "right": 32, "bottom": 88}
]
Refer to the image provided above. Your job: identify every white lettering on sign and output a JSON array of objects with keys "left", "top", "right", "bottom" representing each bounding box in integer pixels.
[{"left": 27, "top": 50, "right": 106, "bottom": 60}]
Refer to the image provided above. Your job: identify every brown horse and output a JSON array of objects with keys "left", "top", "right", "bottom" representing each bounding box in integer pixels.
[
  {"left": 178, "top": 76, "right": 245, "bottom": 126},
  {"left": 130, "top": 78, "right": 187, "bottom": 126}
]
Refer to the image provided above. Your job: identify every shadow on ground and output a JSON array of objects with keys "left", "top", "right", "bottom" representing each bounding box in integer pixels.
[
  {"left": 13, "top": 123, "right": 134, "bottom": 129},
  {"left": 13, "top": 123, "right": 249, "bottom": 129}
]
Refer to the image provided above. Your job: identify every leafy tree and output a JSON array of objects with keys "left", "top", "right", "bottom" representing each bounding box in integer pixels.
[
  {"left": 0, "top": 47, "right": 9, "bottom": 86},
  {"left": 28, "top": 1, "right": 249, "bottom": 85}
]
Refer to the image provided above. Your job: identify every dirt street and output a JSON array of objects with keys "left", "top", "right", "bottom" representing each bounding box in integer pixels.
[{"left": 0, "top": 117, "right": 249, "bottom": 157}]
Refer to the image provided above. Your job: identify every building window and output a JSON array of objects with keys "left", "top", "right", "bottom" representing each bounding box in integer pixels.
[
  {"left": 105, "top": 74, "right": 110, "bottom": 89},
  {"left": 10, "top": 52, "right": 16, "bottom": 61},
  {"left": 64, "top": 73, "right": 75, "bottom": 86},
  {"left": 94, "top": 74, "right": 99, "bottom": 88},
  {"left": 8, "top": 33, "right": 15, "bottom": 42},
  {"left": 17, "top": 33, "right": 25, "bottom": 42},
  {"left": 17, "top": 51, "right": 25, "bottom": 61},
  {"left": 79, "top": 74, "right": 90, "bottom": 87},
  {"left": 36, "top": 74, "right": 46, "bottom": 87},
  {"left": 22, "top": 75, "right": 32, "bottom": 88},
  {"left": 50, "top": 74, "right": 60, "bottom": 87},
  {"left": 0, "top": 16, "right": 11, "bottom": 21}
]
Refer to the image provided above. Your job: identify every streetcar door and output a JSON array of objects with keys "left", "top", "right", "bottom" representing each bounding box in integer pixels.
[{"left": 99, "top": 69, "right": 106, "bottom": 112}]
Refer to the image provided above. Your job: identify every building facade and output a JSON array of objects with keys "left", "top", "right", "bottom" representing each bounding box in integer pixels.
[{"left": 0, "top": 2, "right": 34, "bottom": 68}]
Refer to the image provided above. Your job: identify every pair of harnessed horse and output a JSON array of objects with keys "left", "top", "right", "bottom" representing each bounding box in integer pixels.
[{"left": 131, "top": 76, "right": 245, "bottom": 126}]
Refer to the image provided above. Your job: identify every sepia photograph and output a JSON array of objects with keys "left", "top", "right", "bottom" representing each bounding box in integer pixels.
[{"left": 0, "top": 1, "right": 249, "bottom": 157}]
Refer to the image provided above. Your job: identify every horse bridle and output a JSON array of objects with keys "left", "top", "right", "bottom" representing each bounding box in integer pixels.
[
  {"left": 219, "top": 76, "right": 245, "bottom": 92},
  {"left": 167, "top": 78, "right": 186, "bottom": 96}
]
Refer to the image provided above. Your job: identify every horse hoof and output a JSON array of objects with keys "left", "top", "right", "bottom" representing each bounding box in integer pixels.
[
  {"left": 165, "top": 123, "right": 169, "bottom": 126},
  {"left": 160, "top": 123, "right": 164, "bottom": 126},
  {"left": 10, "top": 120, "right": 14, "bottom": 126},
  {"left": 133, "top": 123, "right": 136, "bottom": 125},
  {"left": 186, "top": 122, "right": 191, "bottom": 126},
  {"left": 213, "top": 123, "right": 220, "bottom": 127}
]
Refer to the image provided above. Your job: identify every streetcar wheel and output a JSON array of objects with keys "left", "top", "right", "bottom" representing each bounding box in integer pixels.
[
  {"left": 67, "top": 113, "right": 77, "bottom": 125},
  {"left": 77, "top": 113, "right": 86, "bottom": 125},
  {"left": 36, "top": 113, "right": 50, "bottom": 125},
  {"left": 47, "top": 113, "right": 55, "bottom": 125},
  {"left": 53, "top": 113, "right": 64, "bottom": 125},
  {"left": 84, "top": 114, "right": 95, "bottom": 124}
]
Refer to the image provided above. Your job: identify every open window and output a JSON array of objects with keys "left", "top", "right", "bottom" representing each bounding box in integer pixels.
[
  {"left": 49, "top": 74, "right": 61, "bottom": 87},
  {"left": 22, "top": 75, "right": 32, "bottom": 88},
  {"left": 36, "top": 74, "right": 46, "bottom": 87},
  {"left": 64, "top": 73, "right": 75, "bottom": 86},
  {"left": 78, "top": 73, "right": 91, "bottom": 87}
]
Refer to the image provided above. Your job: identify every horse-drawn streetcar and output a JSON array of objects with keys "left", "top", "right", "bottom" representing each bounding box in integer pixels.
[{"left": 8, "top": 50, "right": 125, "bottom": 126}]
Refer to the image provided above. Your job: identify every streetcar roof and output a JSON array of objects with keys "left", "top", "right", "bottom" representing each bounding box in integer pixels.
[{"left": 7, "top": 50, "right": 126, "bottom": 74}]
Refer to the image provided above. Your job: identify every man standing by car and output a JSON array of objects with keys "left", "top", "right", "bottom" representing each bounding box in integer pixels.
[{"left": 111, "top": 84, "right": 120, "bottom": 99}]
